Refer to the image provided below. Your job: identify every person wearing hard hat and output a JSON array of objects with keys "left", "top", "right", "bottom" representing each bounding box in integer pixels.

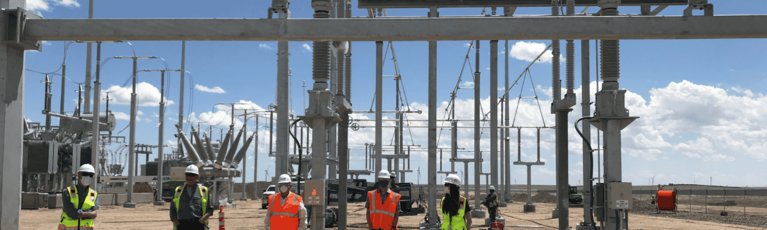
[
  {"left": 264, "top": 174, "right": 307, "bottom": 230},
  {"left": 483, "top": 185, "right": 499, "bottom": 226},
  {"left": 441, "top": 173, "right": 471, "bottom": 230},
  {"left": 366, "top": 170, "right": 401, "bottom": 230},
  {"left": 59, "top": 164, "right": 99, "bottom": 230},
  {"left": 389, "top": 174, "right": 399, "bottom": 193},
  {"left": 170, "top": 165, "right": 214, "bottom": 230}
]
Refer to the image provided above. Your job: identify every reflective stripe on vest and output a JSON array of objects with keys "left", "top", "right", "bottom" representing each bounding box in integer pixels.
[
  {"left": 368, "top": 190, "right": 400, "bottom": 230},
  {"left": 172, "top": 184, "right": 209, "bottom": 222},
  {"left": 59, "top": 186, "right": 98, "bottom": 229},
  {"left": 268, "top": 192, "right": 302, "bottom": 230}
]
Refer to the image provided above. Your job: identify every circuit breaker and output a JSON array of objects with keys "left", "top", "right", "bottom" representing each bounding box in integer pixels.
[
  {"left": 607, "top": 182, "right": 632, "bottom": 210},
  {"left": 304, "top": 179, "right": 326, "bottom": 206}
]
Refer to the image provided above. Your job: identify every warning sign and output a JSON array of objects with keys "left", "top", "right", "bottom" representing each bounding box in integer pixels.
[{"left": 616, "top": 200, "right": 629, "bottom": 209}]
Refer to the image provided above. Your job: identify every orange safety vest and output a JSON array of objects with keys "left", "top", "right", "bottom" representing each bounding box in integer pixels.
[
  {"left": 268, "top": 192, "right": 303, "bottom": 230},
  {"left": 368, "top": 189, "right": 401, "bottom": 230}
]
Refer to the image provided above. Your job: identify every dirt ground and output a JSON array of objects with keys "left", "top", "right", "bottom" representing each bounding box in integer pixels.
[{"left": 21, "top": 198, "right": 766, "bottom": 229}]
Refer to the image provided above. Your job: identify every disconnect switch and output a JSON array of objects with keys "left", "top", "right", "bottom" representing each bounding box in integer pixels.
[
  {"left": 304, "top": 179, "right": 326, "bottom": 206},
  {"left": 607, "top": 182, "right": 632, "bottom": 210}
]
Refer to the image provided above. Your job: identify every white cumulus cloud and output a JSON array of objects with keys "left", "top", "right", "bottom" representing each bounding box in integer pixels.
[
  {"left": 27, "top": 0, "right": 80, "bottom": 12},
  {"left": 258, "top": 44, "right": 273, "bottom": 50},
  {"left": 195, "top": 84, "right": 226, "bottom": 94},
  {"left": 302, "top": 44, "right": 312, "bottom": 52},
  {"left": 100, "top": 82, "right": 174, "bottom": 107},
  {"left": 509, "top": 41, "right": 564, "bottom": 64}
]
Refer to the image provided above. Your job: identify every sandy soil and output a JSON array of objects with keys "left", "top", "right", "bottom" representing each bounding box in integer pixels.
[{"left": 22, "top": 198, "right": 763, "bottom": 229}]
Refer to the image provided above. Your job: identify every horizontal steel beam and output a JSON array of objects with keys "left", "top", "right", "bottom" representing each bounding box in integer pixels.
[
  {"left": 24, "top": 15, "right": 767, "bottom": 42},
  {"left": 358, "top": 0, "right": 689, "bottom": 8}
]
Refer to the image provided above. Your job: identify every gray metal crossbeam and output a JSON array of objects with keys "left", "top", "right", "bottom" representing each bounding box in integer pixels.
[
  {"left": 23, "top": 15, "right": 767, "bottom": 42},
  {"left": 358, "top": 0, "right": 689, "bottom": 8}
]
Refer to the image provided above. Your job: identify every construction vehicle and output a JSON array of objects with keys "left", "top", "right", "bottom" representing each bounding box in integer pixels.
[{"left": 569, "top": 186, "right": 583, "bottom": 204}]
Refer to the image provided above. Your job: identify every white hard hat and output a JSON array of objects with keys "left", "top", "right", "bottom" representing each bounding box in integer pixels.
[
  {"left": 278, "top": 174, "right": 292, "bottom": 184},
  {"left": 185, "top": 164, "right": 199, "bottom": 175},
  {"left": 444, "top": 173, "right": 461, "bottom": 187},
  {"left": 377, "top": 170, "right": 391, "bottom": 179},
  {"left": 490, "top": 186, "right": 495, "bottom": 190},
  {"left": 78, "top": 164, "right": 96, "bottom": 174}
]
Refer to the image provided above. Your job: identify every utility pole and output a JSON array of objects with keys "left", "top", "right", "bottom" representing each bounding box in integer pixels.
[
  {"left": 113, "top": 55, "right": 158, "bottom": 208},
  {"left": 178, "top": 41, "right": 186, "bottom": 159}
]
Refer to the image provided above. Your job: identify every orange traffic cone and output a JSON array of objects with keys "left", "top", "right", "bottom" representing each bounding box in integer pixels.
[{"left": 219, "top": 205, "right": 225, "bottom": 230}]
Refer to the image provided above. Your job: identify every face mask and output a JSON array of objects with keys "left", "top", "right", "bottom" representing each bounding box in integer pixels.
[
  {"left": 378, "top": 180, "right": 389, "bottom": 188},
  {"left": 280, "top": 185, "right": 289, "bottom": 193},
  {"left": 81, "top": 176, "right": 92, "bottom": 186},
  {"left": 444, "top": 186, "right": 450, "bottom": 194}
]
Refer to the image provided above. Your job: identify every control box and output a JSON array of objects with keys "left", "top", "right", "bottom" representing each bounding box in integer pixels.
[
  {"left": 607, "top": 182, "right": 632, "bottom": 210},
  {"left": 304, "top": 179, "right": 326, "bottom": 206}
]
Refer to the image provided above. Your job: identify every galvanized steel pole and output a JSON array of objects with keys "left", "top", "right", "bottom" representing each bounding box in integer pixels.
[
  {"left": 83, "top": 0, "right": 93, "bottom": 114},
  {"left": 125, "top": 57, "right": 138, "bottom": 208},
  {"left": 472, "top": 39, "right": 484, "bottom": 218},
  {"left": 426, "top": 7, "right": 439, "bottom": 228},
  {"left": 580, "top": 39, "right": 593, "bottom": 227},
  {"left": 490, "top": 40, "right": 499, "bottom": 204},
  {"left": 375, "top": 41, "right": 383, "bottom": 176},
  {"left": 154, "top": 70, "right": 165, "bottom": 205},
  {"left": 91, "top": 42, "right": 102, "bottom": 184},
  {"left": 276, "top": 8, "right": 290, "bottom": 178},
  {"left": 178, "top": 41, "right": 185, "bottom": 159}
]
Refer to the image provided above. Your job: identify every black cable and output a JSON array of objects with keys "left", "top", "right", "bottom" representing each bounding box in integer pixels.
[
  {"left": 289, "top": 119, "right": 303, "bottom": 195},
  {"left": 575, "top": 116, "right": 597, "bottom": 229}
]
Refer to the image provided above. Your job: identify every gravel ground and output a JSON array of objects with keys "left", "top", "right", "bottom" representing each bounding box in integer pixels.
[{"left": 630, "top": 199, "right": 767, "bottom": 229}]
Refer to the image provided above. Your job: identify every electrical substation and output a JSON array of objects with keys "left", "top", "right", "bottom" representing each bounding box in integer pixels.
[{"left": 3, "top": 0, "right": 767, "bottom": 229}]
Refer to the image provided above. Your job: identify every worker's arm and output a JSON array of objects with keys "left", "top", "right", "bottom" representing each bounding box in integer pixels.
[
  {"left": 264, "top": 198, "right": 270, "bottom": 230},
  {"left": 365, "top": 198, "right": 372, "bottom": 230},
  {"left": 464, "top": 198, "right": 472, "bottom": 227},
  {"left": 298, "top": 200, "right": 308, "bottom": 230},
  {"left": 199, "top": 189, "right": 214, "bottom": 224},
  {"left": 61, "top": 188, "right": 81, "bottom": 219},
  {"left": 170, "top": 197, "right": 178, "bottom": 226},
  {"left": 391, "top": 211, "right": 399, "bottom": 230}
]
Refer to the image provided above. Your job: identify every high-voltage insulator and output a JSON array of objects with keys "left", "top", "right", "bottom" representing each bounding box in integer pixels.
[
  {"left": 231, "top": 132, "right": 255, "bottom": 169},
  {"left": 175, "top": 124, "right": 203, "bottom": 167},
  {"left": 214, "top": 127, "right": 233, "bottom": 169},
  {"left": 222, "top": 128, "right": 244, "bottom": 168},
  {"left": 191, "top": 126, "right": 211, "bottom": 165},
  {"left": 203, "top": 132, "right": 216, "bottom": 163}
]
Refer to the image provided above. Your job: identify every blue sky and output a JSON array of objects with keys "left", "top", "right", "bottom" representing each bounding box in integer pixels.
[{"left": 22, "top": 0, "right": 767, "bottom": 187}]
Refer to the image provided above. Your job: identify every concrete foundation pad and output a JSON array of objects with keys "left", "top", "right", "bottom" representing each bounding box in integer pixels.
[
  {"left": 123, "top": 202, "right": 136, "bottom": 208},
  {"left": 575, "top": 223, "right": 601, "bottom": 230},
  {"left": 551, "top": 208, "right": 558, "bottom": 218},
  {"left": 470, "top": 209, "right": 486, "bottom": 218},
  {"left": 153, "top": 201, "right": 166, "bottom": 206},
  {"left": 523, "top": 204, "right": 536, "bottom": 213}
]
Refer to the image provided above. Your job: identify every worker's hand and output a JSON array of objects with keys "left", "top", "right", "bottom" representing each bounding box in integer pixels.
[
  {"left": 199, "top": 213, "right": 211, "bottom": 224},
  {"left": 173, "top": 220, "right": 179, "bottom": 227}
]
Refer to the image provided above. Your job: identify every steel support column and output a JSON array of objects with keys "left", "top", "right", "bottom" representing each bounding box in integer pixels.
[
  {"left": 91, "top": 42, "right": 102, "bottom": 185},
  {"left": 578, "top": 39, "right": 593, "bottom": 228},
  {"left": 490, "top": 40, "right": 499, "bottom": 201},
  {"left": 336, "top": 1, "right": 349, "bottom": 226},
  {"left": 471, "top": 40, "right": 485, "bottom": 218},
  {"left": 177, "top": 41, "right": 185, "bottom": 159},
  {"left": 154, "top": 70, "right": 166, "bottom": 205},
  {"left": 276, "top": 10, "right": 291, "bottom": 179},
  {"left": 375, "top": 41, "right": 383, "bottom": 176},
  {"left": 125, "top": 58, "right": 138, "bottom": 208},
  {"left": 504, "top": 40, "right": 512, "bottom": 202},
  {"left": 426, "top": 7, "right": 439, "bottom": 228},
  {"left": 0, "top": 1, "right": 26, "bottom": 226}
]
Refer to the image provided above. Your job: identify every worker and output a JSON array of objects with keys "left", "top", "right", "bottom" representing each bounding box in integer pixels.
[
  {"left": 651, "top": 194, "right": 656, "bottom": 205},
  {"left": 59, "top": 164, "right": 99, "bottom": 230},
  {"left": 264, "top": 174, "right": 307, "bottom": 230},
  {"left": 367, "top": 170, "right": 401, "bottom": 230},
  {"left": 390, "top": 174, "right": 399, "bottom": 193},
  {"left": 170, "top": 165, "right": 214, "bottom": 230},
  {"left": 483, "top": 186, "right": 499, "bottom": 226},
  {"left": 441, "top": 173, "right": 471, "bottom": 230}
]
